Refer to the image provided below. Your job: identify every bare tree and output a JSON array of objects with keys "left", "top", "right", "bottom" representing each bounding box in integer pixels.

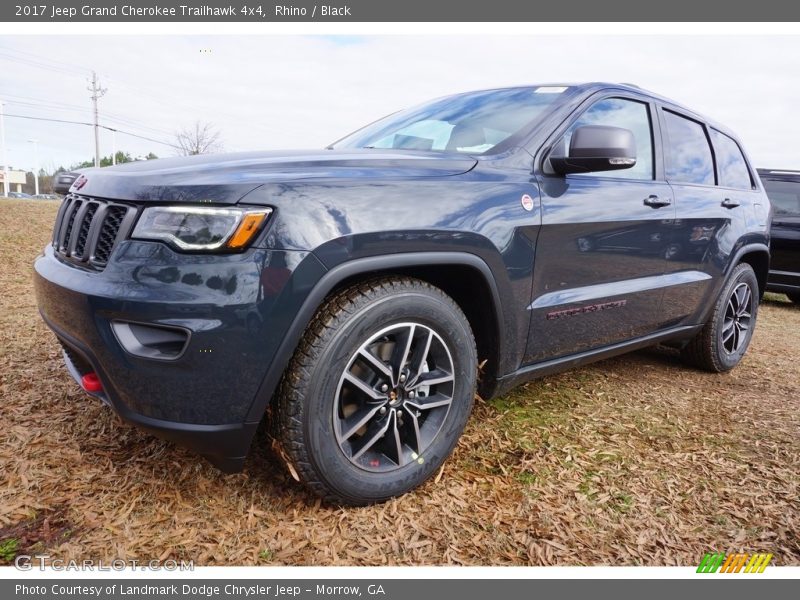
[{"left": 174, "top": 121, "right": 223, "bottom": 156}]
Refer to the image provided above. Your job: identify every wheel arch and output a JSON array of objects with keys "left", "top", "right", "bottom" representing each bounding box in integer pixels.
[
  {"left": 734, "top": 245, "right": 770, "bottom": 299},
  {"left": 245, "top": 252, "right": 507, "bottom": 424}
]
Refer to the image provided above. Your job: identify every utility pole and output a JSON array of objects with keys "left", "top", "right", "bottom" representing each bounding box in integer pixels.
[
  {"left": 28, "top": 139, "right": 39, "bottom": 195},
  {"left": 87, "top": 71, "right": 107, "bottom": 167},
  {"left": 0, "top": 100, "right": 8, "bottom": 197},
  {"left": 111, "top": 129, "right": 116, "bottom": 165}
]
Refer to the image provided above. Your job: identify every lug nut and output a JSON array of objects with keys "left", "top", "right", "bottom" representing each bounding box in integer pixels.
[
  {"left": 408, "top": 391, "right": 416, "bottom": 399},
  {"left": 399, "top": 373, "right": 406, "bottom": 383},
  {"left": 380, "top": 383, "right": 389, "bottom": 393},
  {"left": 379, "top": 406, "right": 387, "bottom": 415}
]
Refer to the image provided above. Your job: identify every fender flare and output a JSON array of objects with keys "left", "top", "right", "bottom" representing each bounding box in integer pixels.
[
  {"left": 244, "top": 251, "right": 505, "bottom": 423},
  {"left": 727, "top": 242, "right": 770, "bottom": 292},
  {"left": 697, "top": 242, "right": 770, "bottom": 325}
]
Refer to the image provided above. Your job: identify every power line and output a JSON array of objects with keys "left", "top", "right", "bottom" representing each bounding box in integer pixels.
[
  {"left": 1, "top": 112, "right": 94, "bottom": 127},
  {"left": 0, "top": 45, "right": 230, "bottom": 122},
  {"left": 1, "top": 93, "right": 90, "bottom": 112},
  {"left": 109, "top": 128, "right": 180, "bottom": 151},
  {"left": 0, "top": 51, "right": 89, "bottom": 77},
  {"left": 100, "top": 112, "right": 177, "bottom": 137},
  {"left": 4, "top": 99, "right": 91, "bottom": 115},
  {"left": 0, "top": 44, "right": 235, "bottom": 154},
  {"left": 3, "top": 95, "right": 177, "bottom": 138},
  {"left": 1, "top": 112, "right": 181, "bottom": 150},
  {"left": 102, "top": 75, "right": 272, "bottom": 135},
  {"left": 0, "top": 45, "right": 92, "bottom": 76}
]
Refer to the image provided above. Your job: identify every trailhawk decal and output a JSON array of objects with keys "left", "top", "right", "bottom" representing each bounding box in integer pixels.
[{"left": 546, "top": 300, "right": 627, "bottom": 320}]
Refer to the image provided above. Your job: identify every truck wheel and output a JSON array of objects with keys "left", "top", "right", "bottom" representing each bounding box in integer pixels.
[
  {"left": 682, "top": 263, "right": 759, "bottom": 372},
  {"left": 275, "top": 277, "right": 477, "bottom": 505}
]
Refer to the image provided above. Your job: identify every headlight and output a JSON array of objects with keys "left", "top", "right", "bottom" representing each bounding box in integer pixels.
[{"left": 132, "top": 206, "right": 272, "bottom": 251}]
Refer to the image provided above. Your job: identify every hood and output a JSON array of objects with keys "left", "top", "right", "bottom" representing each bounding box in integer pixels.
[{"left": 71, "top": 149, "right": 478, "bottom": 205}]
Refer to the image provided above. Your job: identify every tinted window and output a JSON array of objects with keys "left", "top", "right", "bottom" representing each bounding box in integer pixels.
[
  {"left": 762, "top": 178, "right": 800, "bottom": 216},
  {"left": 664, "top": 111, "right": 715, "bottom": 185},
  {"left": 566, "top": 98, "right": 653, "bottom": 180},
  {"left": 333, "top": 87, "right": 567, "bottom": 155},
  {"left": 711, "top": 129, "right": 752, "bottom": 190}
]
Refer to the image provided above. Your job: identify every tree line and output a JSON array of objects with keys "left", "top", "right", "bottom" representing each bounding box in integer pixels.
[{"left": 13, "top": 120, "right": 223, "bottom": 195}]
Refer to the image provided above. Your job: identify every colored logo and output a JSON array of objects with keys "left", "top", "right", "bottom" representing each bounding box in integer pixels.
[
  {"left": 71, "top": 175, "right": 88, "bottom": 191},
  {"left": 697, "top": 552, "right": 773, "bottom": 573},
  {"left": 520, "top": 194, "right": 535, "bottom": 212}
]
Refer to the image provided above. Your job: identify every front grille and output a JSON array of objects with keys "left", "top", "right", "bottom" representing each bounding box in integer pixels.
[
  {"left": 52, "top": 194, "right": 136, "bottom": 270},
  {"left": 94, "top": 206, "right": 127, "bottom": 263}
]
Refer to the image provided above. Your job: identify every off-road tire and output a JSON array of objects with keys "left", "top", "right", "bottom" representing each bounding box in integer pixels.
[
  {"left": 682, "top": 263, "right": 759, "bottom": 372},
  {"left": 274, "top": 277, "right": 477, "bottom": 505}
]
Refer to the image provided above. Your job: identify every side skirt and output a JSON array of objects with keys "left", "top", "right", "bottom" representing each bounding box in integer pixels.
[{"left": 490, "top": 324, "right": 703, "bottom": 398}]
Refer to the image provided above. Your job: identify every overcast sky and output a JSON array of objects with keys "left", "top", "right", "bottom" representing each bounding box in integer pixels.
[{"left": 1, "top": 35, "right": 798, "bottom": 172}]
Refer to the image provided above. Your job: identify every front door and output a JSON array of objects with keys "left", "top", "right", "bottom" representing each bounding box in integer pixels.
[{"left": 525, "top": 96, "right": 675, "bottom": 363}]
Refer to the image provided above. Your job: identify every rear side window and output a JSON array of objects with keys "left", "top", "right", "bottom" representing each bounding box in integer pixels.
[
  {"left": 566, "top": 97, "right": 654, "bottom": 180},
  {"left": 710, "top": 129, "right": 753, "bottom": 190},
  {"left": 762, "top": 178, "right": 800, "bottom": 216},
  {"left": 663, "top": 110, "right": 715, "bottom": 186}
]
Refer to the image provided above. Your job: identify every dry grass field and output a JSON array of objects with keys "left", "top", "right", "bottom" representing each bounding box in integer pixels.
[{"left": 0, "top": 197, "right": 798, "bottom": 566}]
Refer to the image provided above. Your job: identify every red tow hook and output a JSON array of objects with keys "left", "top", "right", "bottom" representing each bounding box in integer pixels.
[{"left": 81, "top": 372, "right": 103, "bottom": 393}]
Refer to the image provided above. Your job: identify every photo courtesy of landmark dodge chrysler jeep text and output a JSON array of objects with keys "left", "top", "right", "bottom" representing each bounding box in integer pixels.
[{"left": 34, "top": 83, "right": 771, "bottom": 504}]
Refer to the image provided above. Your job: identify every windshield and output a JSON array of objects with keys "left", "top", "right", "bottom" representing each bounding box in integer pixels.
[{"left": 332, "top": 86, "right": 569, "bottom": 155}]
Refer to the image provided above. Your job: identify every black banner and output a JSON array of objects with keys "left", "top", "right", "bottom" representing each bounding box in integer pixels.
[
  {"left": 3, "top": 0, "right": 800, "bottom": 22},
  {"left": 5, "top": 579, "right": 799, "bottom": 600}
]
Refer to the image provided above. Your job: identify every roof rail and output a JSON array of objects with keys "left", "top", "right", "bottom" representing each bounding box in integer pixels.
[{"left": 758, "top": 168, "right": 800, "bottom": 175}]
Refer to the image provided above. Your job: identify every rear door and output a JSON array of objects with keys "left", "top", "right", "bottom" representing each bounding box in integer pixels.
[
  {"left": 659, "top": 109, "right": 757, "bottom": 325},
  {"left": 526, "top": 94, "right": 674, "bottom": 363}
]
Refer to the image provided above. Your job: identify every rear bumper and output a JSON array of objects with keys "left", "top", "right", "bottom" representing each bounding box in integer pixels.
[{"left": 34, "top": 241, "right": 322, "bottom": 471}]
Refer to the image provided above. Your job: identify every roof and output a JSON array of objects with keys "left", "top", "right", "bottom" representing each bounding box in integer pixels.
[{"left": 455, "top": 82, "right": 738, "bottom": 138}]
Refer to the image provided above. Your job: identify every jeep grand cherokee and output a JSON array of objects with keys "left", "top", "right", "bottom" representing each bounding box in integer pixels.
[{"left": 34, "top": 83, "right": 771, "bottom": 504}]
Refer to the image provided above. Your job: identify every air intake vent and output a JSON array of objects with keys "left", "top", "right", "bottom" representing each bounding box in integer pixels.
[
  {"left": 51, "top": 194, "right": 137, "bottom": 270},
  {"left": 111, "top": 321, "right": 191, "bottom": 361}
]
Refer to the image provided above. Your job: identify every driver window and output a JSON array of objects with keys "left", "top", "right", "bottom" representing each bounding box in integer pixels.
[{"left": 566, "top": 98, "right": 654, "bottom": 180}]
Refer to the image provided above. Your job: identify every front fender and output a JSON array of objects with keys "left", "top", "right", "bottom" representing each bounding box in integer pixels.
[{"left": 243, "top": 249, "right": 512, "bottom": 424}]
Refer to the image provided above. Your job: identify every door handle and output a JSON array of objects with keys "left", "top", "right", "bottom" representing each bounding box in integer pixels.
[
  {"left": 721, "top": 198, "right": 741, "bottom": 209},
  {"left": 643, "top": 195, "right": 672, "bottom": 208}
]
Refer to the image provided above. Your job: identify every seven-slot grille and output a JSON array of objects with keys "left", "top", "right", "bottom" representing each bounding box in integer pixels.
[{"left": 52, "top": 194, "right": 137, "bottom": 270}]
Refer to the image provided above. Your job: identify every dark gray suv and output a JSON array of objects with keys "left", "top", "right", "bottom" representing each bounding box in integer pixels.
[{"left": 34, "top": 83, "right": 771, "bottom": 504}]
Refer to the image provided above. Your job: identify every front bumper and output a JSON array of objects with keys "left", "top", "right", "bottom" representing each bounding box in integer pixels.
[{"left": 34, "top": 240, "right": 320, "bottom": 471}]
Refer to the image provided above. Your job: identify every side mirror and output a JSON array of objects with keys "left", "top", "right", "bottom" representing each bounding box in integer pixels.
[{"left": 549, "top": 125, "right": 637, "bottom": 175}]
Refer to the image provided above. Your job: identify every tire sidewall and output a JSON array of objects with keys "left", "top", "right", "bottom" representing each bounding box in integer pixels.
[
  {"left": 301, "top": 289, "right": 476, "bottom": 503},
  {"left": 712, "top": 265, "right": 759, "bottom": 370}
]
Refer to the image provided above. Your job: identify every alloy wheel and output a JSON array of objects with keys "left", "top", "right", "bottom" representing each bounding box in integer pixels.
[
  {"left": 333, "top": 322, "right": 455, "bottom": 472},
  {"left": 722, "top": 282, "right": 753, "bottom": 354}
]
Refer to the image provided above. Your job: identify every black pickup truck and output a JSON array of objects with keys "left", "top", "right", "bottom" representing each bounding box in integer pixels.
[{"left": 34, "top": 83, "right": 771, "bottom": 504}]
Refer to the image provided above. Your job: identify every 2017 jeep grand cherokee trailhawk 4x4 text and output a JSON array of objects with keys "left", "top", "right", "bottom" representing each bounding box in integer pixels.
[{"left": 34, "top": 84, "right": 771, "bottom": 504}]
